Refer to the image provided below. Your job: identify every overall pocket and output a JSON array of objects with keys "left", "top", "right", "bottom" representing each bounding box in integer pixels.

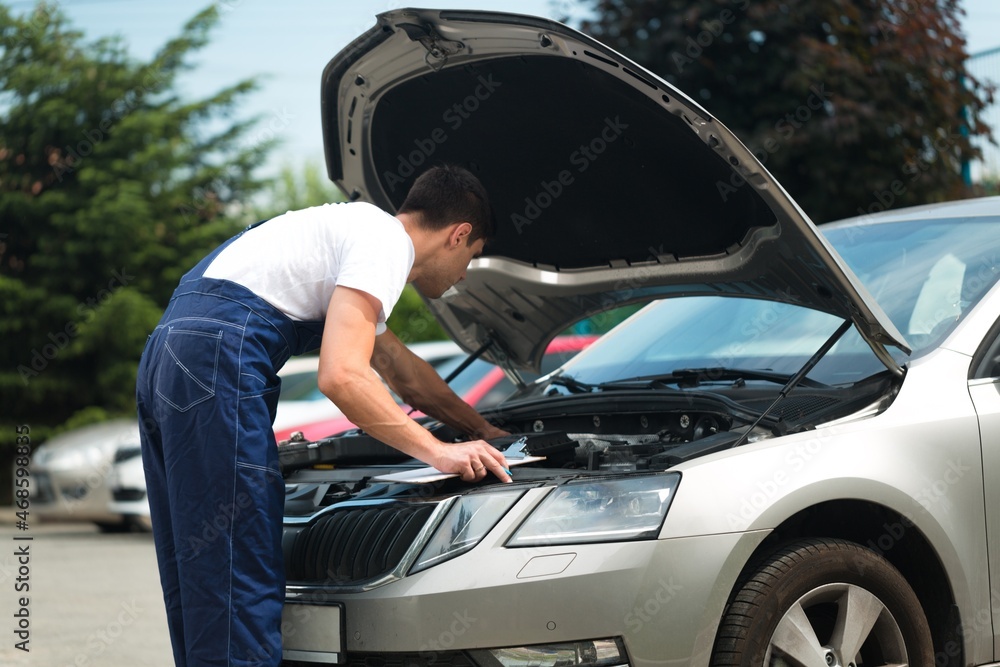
[{"left": 155, "top": 327, "right": 223, "bottom": 412}]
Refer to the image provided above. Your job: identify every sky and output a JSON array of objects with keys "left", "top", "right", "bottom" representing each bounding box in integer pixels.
[{"left": 14, "top": 0, "right": 1000, "bottom": 178}]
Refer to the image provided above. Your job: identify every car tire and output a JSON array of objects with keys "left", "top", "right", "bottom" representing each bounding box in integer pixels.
[
  {"left": 94, "top": 521, "right": 130, "bottom": 533},
  {"left": 127, "top": 515, "right": 154, "bottom": 532},
  {"left": 711, "top": 537, "right": 933, "bottom": 667}
]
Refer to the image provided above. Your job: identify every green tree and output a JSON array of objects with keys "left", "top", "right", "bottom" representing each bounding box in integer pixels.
[
  {"left": 0, "top": 3, "right": 274, "bottom": 445},
  {"left": 387, "top": 285, "right": 449, "bottom": 343},
  {"left": 252, "top": 160, "right": 345, "bottom": 221},
  {"left": 577, "top": 0, "right": 993, "bottom": 222},
  {"left": 979, "top": 175, "right": 1000, "bottom": 196}
]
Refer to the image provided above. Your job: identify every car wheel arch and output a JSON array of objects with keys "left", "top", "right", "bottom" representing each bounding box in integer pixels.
[
  {"left": 716, "top": 499, "right": 962, "bottom": 667},
  {"left": 710, "top": 537, "right": 936, "bottom": 666}
]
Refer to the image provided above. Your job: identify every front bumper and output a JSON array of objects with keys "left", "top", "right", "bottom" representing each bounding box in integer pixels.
[
  {"left": 31, "top": 468, "right": 122, "bottom": 525},
  {"left": 283, "top": 529, "right": 769, "bottom": 667}
]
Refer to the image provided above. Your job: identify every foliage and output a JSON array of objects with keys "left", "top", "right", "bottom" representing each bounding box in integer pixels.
[
  {"left": 251, "top": 160, "right": 345, "bottom": 221},
  {"left": 978, "top": 175, "right": 1000, "bottom": 196},
  {"left": 0, "top": 2, "right": 274, "bottom": 445},
  {"left": 387, "top": 284, "right": 449, "bottom": 343},
  {"left": 576, "top": 0, "right": 994, "bottom": 222}
]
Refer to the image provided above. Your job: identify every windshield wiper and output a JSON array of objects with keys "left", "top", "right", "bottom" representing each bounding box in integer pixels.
[
  {"left": 546, "top": 374, "right": 602, "bottom": 394},
  {"left": 546, "top": 366, "right": 828, "bottom": 394},
  {"left": 600, "top": 367, "right": 829, "bottom": 390}
]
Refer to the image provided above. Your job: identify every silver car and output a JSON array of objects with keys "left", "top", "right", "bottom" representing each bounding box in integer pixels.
[
  {"left": 30, "top": 418, "right": 140, "bottom": 531},
  {"left": 279, "top": 9, "right": 1000, "bottom": 666}
]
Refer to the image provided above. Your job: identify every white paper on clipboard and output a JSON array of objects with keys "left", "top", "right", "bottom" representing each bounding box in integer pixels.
[{"left": 371, "top": 455, "right": 546, "bottom": 484}]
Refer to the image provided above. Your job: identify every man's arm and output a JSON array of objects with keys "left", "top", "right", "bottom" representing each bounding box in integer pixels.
[
  {"left": 372, "top": 330, "right": 508, "bottom": 440},
  {"left": 317, "top": 286, "right": 510, "bottom": 482}
]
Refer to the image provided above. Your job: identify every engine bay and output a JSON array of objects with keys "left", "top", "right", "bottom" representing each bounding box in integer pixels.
[{"left": 279, "top": 374, "right": 898, "bottom": 518}]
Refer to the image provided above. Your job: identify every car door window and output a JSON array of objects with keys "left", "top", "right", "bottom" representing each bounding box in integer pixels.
[{"left": 972, "top": 315, "right": 1000, "bottom": 380}]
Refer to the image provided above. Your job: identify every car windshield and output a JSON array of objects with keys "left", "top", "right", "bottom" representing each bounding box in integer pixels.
[{"left": 547, "top": 216, "right": 1000, "bottom": 390}]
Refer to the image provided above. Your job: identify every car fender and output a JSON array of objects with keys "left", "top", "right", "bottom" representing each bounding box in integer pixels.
[{"left": 661, "top": 346, "right": 990, "bottom": 660}]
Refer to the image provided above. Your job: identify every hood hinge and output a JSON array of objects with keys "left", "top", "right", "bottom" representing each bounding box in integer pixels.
[{"left": 396, "top": 22, "right": 465, "bottom": 71}]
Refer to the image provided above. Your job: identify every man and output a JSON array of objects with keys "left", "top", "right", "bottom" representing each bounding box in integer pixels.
[{"left": 136, "top": 165, "right": 511, "bottom": 667}]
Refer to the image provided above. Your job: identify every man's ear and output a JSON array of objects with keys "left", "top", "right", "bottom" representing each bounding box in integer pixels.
[{"left": 448, "top": 222, "right": 473, "bottom": 248}]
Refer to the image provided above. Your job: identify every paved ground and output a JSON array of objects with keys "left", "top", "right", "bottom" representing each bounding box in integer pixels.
[{"left": 0, "top": 517, "right": 172, "bottom": 666}]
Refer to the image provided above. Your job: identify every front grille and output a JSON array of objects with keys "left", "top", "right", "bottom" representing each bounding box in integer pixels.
[
  {"left": 114, "top": 446, "right": 142, "bottom": 463},
  {"left": 282, "top": 652, "right": 475, "bottom": 667},
  {"left": 61, "top": 484, "right": 89, "bottom": 501},
  {"left": 33, "top": 472, "right": 54, "bottom": 503},
  {"left": 285, "top": 504, "right": 436, "bottom": 585}
]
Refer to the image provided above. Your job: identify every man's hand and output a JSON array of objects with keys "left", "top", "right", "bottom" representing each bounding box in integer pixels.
[{"left": 431, "top": 440, "right": 512, "bottom": 483}]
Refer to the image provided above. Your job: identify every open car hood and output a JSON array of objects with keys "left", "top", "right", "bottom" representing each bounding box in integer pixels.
[{"left": 321, "top": 9, "right": 909, "bottom": 372}]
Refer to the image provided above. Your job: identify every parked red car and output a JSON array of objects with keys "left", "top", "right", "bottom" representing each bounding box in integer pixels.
[{"left": 274, "top": 335, "right": 596, "bottom": 443}]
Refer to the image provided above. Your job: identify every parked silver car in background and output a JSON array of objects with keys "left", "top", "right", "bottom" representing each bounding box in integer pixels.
[
  {"left": 30, "top": 418, "right": 140, "bottom": 531},
  {"left": 106, "top": 440, "right": 151, "bottom": 531},
  {"left": 276, "top": 9, "right": 1000, "bottom": 667}
]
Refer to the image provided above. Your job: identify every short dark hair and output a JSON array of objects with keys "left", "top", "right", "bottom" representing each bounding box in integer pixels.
[{"left": 399, "top": 165, "right": 494, "bottom": 243}]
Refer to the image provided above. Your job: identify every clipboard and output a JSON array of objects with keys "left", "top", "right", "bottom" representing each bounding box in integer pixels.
[
  {"left": 371, "top": 436, "right": 544, "bottom": 483},
  {"left": 371, "top": 455, "right": 545, "bottom": 483}
]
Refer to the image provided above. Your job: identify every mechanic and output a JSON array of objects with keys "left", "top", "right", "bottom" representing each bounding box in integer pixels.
[{"left": 136, "top": 164, "right": 512, "bottom": 667}]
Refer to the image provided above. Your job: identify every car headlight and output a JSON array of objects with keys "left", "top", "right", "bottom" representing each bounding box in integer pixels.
[
  {"left": 507, "top": 473, "right": 680, "bottom": 547},
  {"left": 470, "top": 638, "right": 629, "bottom": 667},
  {"left": 410, "top": 489, "right": 525, "bottom": 573}
]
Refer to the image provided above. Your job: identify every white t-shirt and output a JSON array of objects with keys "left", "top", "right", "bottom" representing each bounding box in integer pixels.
[{"left": 204, "top": 201, "right": 414, "bottom": 334}]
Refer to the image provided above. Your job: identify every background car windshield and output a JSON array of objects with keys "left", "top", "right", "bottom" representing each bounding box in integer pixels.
[{"left": 560, "top": 216, "right": 1000, "bottom": 388}]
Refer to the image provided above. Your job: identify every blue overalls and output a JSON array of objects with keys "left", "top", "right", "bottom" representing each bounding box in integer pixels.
[{"left": 136, "top": 224, "right": 324, "bottom": 666}]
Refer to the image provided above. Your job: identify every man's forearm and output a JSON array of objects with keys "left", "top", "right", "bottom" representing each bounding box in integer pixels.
[
  {"left": 398, "top": 362, "right": 501, "bottom": 438},
  {"left": 323, "top": 368, "right": 444, "bottom": 462}
]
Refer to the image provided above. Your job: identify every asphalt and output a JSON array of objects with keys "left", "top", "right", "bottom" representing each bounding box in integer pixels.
[{"left": 0, "top": 515, "right": 172, "bottom": 666}]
